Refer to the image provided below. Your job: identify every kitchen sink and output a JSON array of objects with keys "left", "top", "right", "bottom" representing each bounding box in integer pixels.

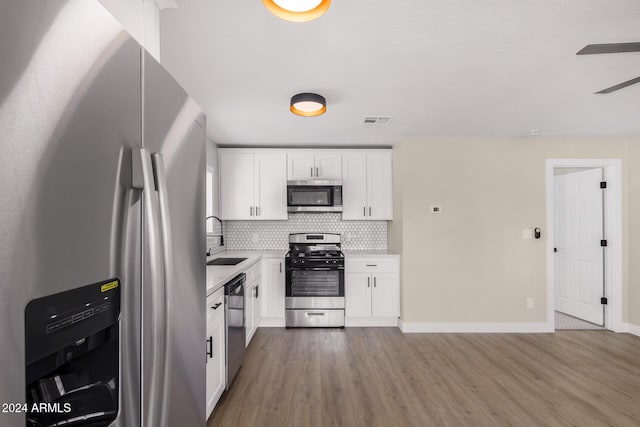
[{"left": 206, "top": 257, "right": 247, "bottom": 266}]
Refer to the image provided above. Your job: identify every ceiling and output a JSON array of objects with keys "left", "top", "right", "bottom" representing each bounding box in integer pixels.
[{"left": 159, "top": 0, "right": 640, "bottom": 146}]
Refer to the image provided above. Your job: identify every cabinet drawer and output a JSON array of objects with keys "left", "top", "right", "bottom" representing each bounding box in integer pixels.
[
  {"left": 244, "top": 260, "right": 261, "bottom": 284},
  {"left": 345, "top": 258, "right": 398, "bottom": 273},
  {"left": 206, "top": 287, "right": 225, "bottom": 323}
]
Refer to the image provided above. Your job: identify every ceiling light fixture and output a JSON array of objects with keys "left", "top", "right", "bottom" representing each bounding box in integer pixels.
[
  {"left": 263, "top": 0, "right": 331, "bottom": 22},
  {"left": 290, "top": 93, "right": 326, "bottom": 117}
]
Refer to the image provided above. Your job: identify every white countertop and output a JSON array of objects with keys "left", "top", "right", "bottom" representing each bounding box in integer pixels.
[
  {"left": 206, "top": 250, "right": 286, "bottom": 296},
  {"left": 205, "top": 248, "right": 398, "bottom": 296},
  {"left": 343, "top": 250, "right": 400, "bottom": 257}
]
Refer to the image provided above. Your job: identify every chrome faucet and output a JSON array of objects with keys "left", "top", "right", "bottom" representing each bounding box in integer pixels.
[{"left": 205, "top": 215, "right": 224, "bottom": 256}]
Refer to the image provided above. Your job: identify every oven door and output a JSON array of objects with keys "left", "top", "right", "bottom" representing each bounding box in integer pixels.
[
  {"left": 286, "top": 267, "right": 344, "bottom": 298},
  {"left": 285, "top": 266, "right": 345, "bottom": 327}
]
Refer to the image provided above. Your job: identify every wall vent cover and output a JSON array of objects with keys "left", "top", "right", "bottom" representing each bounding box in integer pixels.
[{"left": 362, "top": 116, "right": 393, "bottom": 127}]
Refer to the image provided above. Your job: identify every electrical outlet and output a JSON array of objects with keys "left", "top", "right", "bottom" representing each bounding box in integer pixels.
[
  {"left": 526, "top": 298, "right": 534, "bottom": 309},
  {"left": 430, "top": 206, "right": 442, "bottom": 214}
]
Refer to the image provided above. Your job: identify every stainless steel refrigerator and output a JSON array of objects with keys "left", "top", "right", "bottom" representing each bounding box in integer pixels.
[{"left": 0, "top": 0, "right": 206, "bottom": 425}]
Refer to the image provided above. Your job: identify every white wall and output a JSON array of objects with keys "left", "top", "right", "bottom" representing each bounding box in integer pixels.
[{"left": 388, "top": 138, "right": 636, "bottom": 330}]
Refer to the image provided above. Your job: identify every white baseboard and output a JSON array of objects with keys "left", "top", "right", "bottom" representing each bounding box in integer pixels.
[
  {"left": 399, "top": 321, "right": 553, "bottom": 333},
  {"left": 628, "top": 323, "right": 640, "bottom": 337},
  {"left": 259, "top": 317, "right": 285, "bottom": 327},
  {"left": 345, "top": 317, "right": 399, "bottom": 327}
]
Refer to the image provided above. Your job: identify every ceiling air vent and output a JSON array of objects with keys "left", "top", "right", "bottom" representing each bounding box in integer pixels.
[{"left": 362, "top": 116, "right": 393, "bottom": 127}]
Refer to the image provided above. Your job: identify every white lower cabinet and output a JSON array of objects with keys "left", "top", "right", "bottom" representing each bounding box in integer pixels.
[
  {"left": 245, "top": 263, "right": 262, "bottom": 345},
  {"left": 206, "top": 287, "right": 225, "bottom": 418},
  {"left": 345, "top": 257, "right": 399, "bottom": 326},
  {"left": 260, "top": 258, "right": 285, "bottom": 327}
]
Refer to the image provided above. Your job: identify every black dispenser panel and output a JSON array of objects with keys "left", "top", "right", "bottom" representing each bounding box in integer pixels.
[{"left": 25, "top": 278, "right": 121, "bottom": 426}]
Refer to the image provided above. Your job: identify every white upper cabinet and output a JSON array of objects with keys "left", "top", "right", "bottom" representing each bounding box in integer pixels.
[
  {"left": 287, "top": 152, "right": 342, "bottom": 181},
  {"left": 255, "top": 153, "right": 288, "bottom": 219},
  {"left": 219, "top": 151, "right": 254, "bottom": 220},
  {"left": 342, "top": 150, "right": 393, "bottom": 220},
  {"left": 219, "top": 150, "right": 287, "bottom": 220}
]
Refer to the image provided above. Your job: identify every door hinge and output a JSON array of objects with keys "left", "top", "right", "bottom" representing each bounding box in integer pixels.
[
  {"left": 600, "top": 181, "right": 607, "bottom": 189},
  {"left": 600, "top": 240, "right": 607, "bottom": 247},
  {"left": 601, "top": 297, "right": 608, "bottom": 305}
]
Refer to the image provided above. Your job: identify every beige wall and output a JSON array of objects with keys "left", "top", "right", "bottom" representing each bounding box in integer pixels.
[{"left": 389, "top": 138, "right": 637, "bottom": 326}]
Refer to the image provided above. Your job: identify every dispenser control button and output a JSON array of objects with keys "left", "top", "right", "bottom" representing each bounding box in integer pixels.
[{"left": 46, "top": 322, "right": 60, "bottom": 333}]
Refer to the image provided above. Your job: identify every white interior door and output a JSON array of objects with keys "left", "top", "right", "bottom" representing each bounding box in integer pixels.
[{"left": 554, "top": 168, "right": 604, "bottom": 325}]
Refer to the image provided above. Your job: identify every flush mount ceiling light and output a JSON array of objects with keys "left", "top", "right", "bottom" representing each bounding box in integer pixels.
[
  {"left": 290, "top": 93, "right": 326, "bottom": 117},
  {"left": 263, "top": 0, "right": 331, "bottom": 22}
]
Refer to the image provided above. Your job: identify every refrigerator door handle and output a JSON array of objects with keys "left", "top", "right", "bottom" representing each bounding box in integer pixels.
[
  {"left": 135, "top": 148, "right": 168, "bottom": 427},
  {"left": 151, "top": 153, "right": 173, "bottom": 427}
]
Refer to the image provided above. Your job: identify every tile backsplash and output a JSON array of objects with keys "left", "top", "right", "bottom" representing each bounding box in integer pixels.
[{"left": 225, "top": 213, "right": 387, "bottom": 251}]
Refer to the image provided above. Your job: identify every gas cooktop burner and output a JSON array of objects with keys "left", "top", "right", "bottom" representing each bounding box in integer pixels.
[
  {"left": 287, "top": 250, "right": 344, "bottom": 258},
  {"left": 286, "top": 233, "right": 344, "bottom": 261}
]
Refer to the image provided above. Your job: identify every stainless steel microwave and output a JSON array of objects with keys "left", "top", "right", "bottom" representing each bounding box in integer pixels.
[{"left": 287, "top": 181, "right": 343, "bottom": 213}]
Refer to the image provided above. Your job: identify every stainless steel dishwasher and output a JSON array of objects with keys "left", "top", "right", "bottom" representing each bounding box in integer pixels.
[{"left": 224, "top": 273, "right": 246, "bottom": 389}]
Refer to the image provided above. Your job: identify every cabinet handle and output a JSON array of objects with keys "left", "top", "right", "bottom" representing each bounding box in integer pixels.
[
  {"left": 367, "top": 277, "right": 370, "bottom": 288},
  {"left": 310, "top": 167, "right": 314, "bottom": 178},
  {"left": 206, "top": 336, "right": 213, "bottom": 359},
  {"left": 255, "top": 285, "right": 259, "bottom": 299},
  {"left": 256, "top": 206, "right": 260, "bottom": 216},
  {"left": 315, "top": 166, "right": 319, "bottom": 177},
  {"left": 374, "top": 276, "right": 377, "bottom": 288},
  {"left": 211, "top": 302, "right": 222, "bottom": 310},
  {"left": 366, "top": 264, "right": 377, "bottom": 267},
  {"left": 279, "top": 262, "right": 282, "bottom": 273},
  {"left": 369, "top": 206, "right": 372, "bottom": 216},
  {"left": 363, "top": 206, "right": 366, "bottom": 217},
  {"left": 250, "top": 206, "right": 254, "bottom": 216}
]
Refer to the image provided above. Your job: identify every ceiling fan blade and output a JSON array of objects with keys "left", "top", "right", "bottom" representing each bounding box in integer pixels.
[
  {"left": 595, "top": 76, "right": 640, "bottom": 94},
  {"left": 577, "top": 42, "right": 640, "bottom": 55}
]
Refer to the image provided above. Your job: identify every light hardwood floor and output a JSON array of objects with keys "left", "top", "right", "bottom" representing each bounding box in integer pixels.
[{"left": 208, "top": 328, "right": 640, "bottom": 427}]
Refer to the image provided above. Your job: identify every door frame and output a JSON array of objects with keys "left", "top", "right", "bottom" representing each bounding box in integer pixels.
[{"left": 545, "top": 159, "right": 623, "bottom": 332}]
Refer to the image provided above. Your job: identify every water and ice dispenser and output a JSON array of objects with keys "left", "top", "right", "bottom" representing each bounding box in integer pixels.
[{"left": 25, "top": 279, "right": 121, "bottom": 426}]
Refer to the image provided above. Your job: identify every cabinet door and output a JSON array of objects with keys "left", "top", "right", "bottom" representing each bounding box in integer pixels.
[
  {"left": 253, "top": 282, "right": 262, "bottom": 327},
  {"left": 206, "top": 312, "right": 225, "bottom": 418},
  {"left": 244, "top": 283, "right": 254, "bottom": 345},
  {"left": 255, "top": 153, "right": 287, "bottom": 219},
  {"left": 219, "top": 151, "right": 255, "bottom": 219},
  {"left": 341, "top": 153, "right": 368, "bottom": 220},
  {"left": 287, "top": 153, "right": 315, "bottom": 180},
  {"left": 263, "top": 259, "right": 285, "bottom": 319},
  {"left": 371, "top": 272, "right": 399, "bottom": 318},
  {"left": 250, "top": 282, "right": 261, "bottom": 339},
  {"left": 345, "top": 272, "right": 372, "bottom": 317},
  {"left": 314, "top": 153, "right": 342, "bottom": 180},
  {"left": 366, "top": 151, "right": 393, "bottom": 220}
]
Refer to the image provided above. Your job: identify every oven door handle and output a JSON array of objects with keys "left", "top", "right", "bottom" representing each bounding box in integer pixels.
[{"left": 289, "top": 267, "right": 344, "bottom": 271}]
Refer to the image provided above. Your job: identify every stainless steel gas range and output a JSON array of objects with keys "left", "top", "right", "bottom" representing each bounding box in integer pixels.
[{"left": 285, "top": 233, "right": 345, "bottom": 328}]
